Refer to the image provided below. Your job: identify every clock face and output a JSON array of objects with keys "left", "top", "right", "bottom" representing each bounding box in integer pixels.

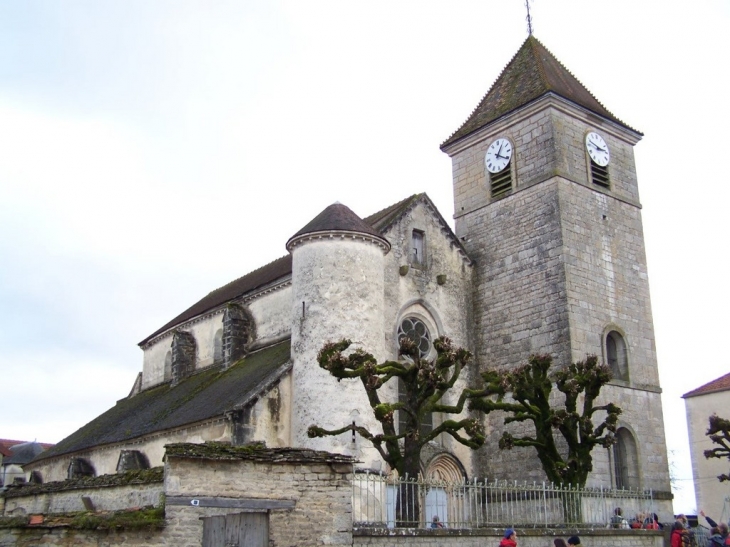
[
  {"left": 586, "top": 132, "right": 610, "bottom": 167},
  {"left": 485, "top": 138, "right": 513, "bottom": 174}
]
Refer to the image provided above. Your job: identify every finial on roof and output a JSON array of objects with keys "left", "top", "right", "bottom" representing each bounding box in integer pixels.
[{"left": 525, "top": 0, "right": 533, "bottom": 35}]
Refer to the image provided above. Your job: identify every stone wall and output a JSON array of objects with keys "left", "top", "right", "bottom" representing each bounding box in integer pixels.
[
  {"left": 3, "top": 482, "right": 162, "bottom": 515},
  {"left": 162, "top": 445, "right": 354, "bottom": 547},
  {"left": 0, "top": 528, "right": 166, "bottom": 546}
]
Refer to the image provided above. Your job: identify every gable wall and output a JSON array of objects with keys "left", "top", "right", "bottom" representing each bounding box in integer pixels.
[
  {"left": 685, "top": 390, "right": 730, "bottom": 519},
  {"left": 382, "top": 202, "right": 475, "bottom": 474}
]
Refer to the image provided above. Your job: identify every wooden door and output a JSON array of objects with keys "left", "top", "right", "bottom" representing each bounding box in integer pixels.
[{"left": 202, "top": 512, "right": 268, "bottom": 547}]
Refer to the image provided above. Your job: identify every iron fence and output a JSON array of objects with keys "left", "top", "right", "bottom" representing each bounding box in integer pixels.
[{"left": 353, "top": 472, "right": 655, "bottom": 529}]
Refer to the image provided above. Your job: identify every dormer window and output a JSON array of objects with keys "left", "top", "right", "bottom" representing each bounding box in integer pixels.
[{"left": 411, "top": 230, "right": 425, "bottom": 266}]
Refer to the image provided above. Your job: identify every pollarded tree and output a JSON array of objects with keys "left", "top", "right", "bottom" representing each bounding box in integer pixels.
[
  {"left": 704, "top": 414, "right": 730, "bottom": 482},
  {"left": 468, "top": 354, "right": 621, "bottom": 489},
  {"left": 307, "top": 336, "right": 484, "bottom": 526}
]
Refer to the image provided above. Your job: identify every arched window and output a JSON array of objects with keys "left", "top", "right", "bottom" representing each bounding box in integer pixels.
[
  {"left": 605, "top": 330, "right": 628, "bottom": 380},
  {"left": 612, "top": 428, "right": 639, "bottom": 489},
  {"left": 397, "top": 316, "right": 434, "bottom": 435}
]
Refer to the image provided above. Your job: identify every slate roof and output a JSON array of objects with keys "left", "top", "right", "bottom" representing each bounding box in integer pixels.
[
  {"left": 140, "top": 194, "right": 443, "bottom": 346},
  {"left": 287, "top": 202, "right": 387, "bottom": 247},
  {"left": 31, "top": 341, "right": 292, "bottom": 464},
  {"left": 682, "top": 371, "right": 730, "bottom": 399},
  {"left": 441, "top": 36, "right": 637, "bottom": 149},
  {"left": 3, "top": 442, "right": 47, "bottom": 465},
  {"left": 0, "top": 440, "right": 53, "bottom": 459}
]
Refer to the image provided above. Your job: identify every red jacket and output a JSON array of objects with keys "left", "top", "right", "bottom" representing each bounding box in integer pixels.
[
  {"left": 500, "top": 538, "right": 517, "bottom": 547},
  {"left": 671, "top": 530, "right": 687, "bottom": 547}
]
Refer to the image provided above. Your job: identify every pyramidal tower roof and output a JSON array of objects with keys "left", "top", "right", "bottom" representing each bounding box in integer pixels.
[{"left": 441, "top": 36, "right": 635, "bottom": 149}]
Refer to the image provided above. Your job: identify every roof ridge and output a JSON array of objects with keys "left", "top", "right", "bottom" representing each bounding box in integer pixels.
[
  {"left": 440, "top": 39, "right": 527, "bottom": 148},
  {"left": 529, "top": 36, "right": 550, "bottom": 91},
  {"left": 205, "top": 255, "right": 289, "bottom": 297}
]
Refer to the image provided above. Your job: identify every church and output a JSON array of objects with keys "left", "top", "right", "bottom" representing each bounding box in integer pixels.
[{"left": 26, "top": 36, "right": 672, "bottom": 500}]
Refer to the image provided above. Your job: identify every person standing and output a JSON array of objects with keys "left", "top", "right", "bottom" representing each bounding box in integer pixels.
[{"left": 500, "top": 528, "right": 517, "bottom": 547}]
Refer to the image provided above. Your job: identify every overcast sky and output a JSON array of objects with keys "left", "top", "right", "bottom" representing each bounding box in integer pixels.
[{"left": 1, "top": 1, "right": 728, "bottom": 514}]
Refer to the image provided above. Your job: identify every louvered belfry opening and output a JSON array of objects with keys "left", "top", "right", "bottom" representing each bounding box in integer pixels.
[
  {"left": 490, "top": 164, "right": 512, "bottom": 198},
  {"left": 591, "top": 161, "right": 610, "bottom": 189}
]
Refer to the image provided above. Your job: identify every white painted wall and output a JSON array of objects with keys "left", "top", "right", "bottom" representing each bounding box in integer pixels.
[{"left": 685, "top": 390, "right": 730, "bottom": 519}]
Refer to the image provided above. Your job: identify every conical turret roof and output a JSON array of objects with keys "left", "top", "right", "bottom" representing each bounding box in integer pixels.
[
  {"left": 286, "top": 202, "right": 389, "bottom": 250},
  {"left": 441, "top": 36, "right": 635, "bottom": 149}
]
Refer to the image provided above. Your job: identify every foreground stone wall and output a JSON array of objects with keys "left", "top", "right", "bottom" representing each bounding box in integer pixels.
[
  {"left": 164, "top": 448, "right": 353, "bottom": 547},
  {"left": 3, "top": 482, "right": 161, "bottom": 516}
]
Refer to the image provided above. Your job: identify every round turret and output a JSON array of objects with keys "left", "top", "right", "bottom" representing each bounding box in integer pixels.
[{"left": 287, "top": 203, "right": 390, "bottom": 466}]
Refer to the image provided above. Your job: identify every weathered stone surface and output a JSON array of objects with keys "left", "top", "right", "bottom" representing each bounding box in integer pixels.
[{"left": 171, "top": 331, "right": 196, "bottom": 385}]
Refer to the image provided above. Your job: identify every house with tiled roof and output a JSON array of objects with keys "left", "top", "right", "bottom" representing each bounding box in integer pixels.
[
  {"left": 0, "top": 440, "right": 53, "bottom": 487},
  {"left": 683, "top": 372, "right": 730, "bottom": 519},
  {"left": 24, "top": 36, "right": 672, "bottom": 513}
]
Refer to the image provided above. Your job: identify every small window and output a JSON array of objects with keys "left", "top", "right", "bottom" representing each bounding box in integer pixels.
[
  {"left": 605, "top": 331, "right": 628, "bottom": 380},
  {"left": 411, "top": 230, "right": 425, "bottom": 266}
]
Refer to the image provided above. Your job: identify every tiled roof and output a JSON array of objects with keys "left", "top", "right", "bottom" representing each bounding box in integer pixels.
[
  {"left": 31, "top": 341, "right": 292, "bottom": 464},
  {"left": 441, "top": 36, "right": 637, "bottom": 149},
  {"left": 287, "top": 202, "right": 387, "bottom": 248},
  {"left": 139, "top": 194, "right": 431, "bottom": 346},
  {"left": 682, "top": 371, "right": 730, "bottom": 399}
]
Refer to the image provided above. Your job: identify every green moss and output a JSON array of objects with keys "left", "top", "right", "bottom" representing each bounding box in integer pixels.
[
  {"left": 3, "top": 467, "right": 163, "bottom": 499},
  {"left": 165, "top": 441, "right": 266, "bottom": 459},
  {"left": 0, "top": 516, "right": 29, "bottom": 529},
  {"left": 0, "top": 507, "right": 165, "bottom": 531},
  {"left": 71, "top": 506, "right": 165, "bottom": 530}
]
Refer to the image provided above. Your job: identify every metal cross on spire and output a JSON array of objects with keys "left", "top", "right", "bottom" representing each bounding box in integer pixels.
[{"left": 525, "top": 0, "right": 534, "bottom": 35}]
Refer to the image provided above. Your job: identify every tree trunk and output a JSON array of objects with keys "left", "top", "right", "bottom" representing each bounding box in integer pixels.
[{"left": 395, "top": 440, "right": 421, "bottom": 527}]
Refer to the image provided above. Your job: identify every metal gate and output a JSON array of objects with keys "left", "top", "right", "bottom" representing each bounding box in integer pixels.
[{"left": 202, "top": 512, "right": 268, "bottom": 547}]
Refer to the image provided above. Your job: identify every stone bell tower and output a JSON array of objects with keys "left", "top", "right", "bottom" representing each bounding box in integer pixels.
[{"left": 440, "top": 36, "right": 672, "bottom": 498}]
